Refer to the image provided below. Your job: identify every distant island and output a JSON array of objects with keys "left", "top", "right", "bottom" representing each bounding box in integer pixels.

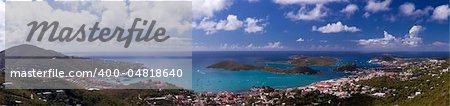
[
  {"left": 257, "top": 55, "right": 337, "bottom": 66},
  {"left": 368, "top": 55, "right": 398, "bottom": 64},
  {"left": 207, "top": 61, "right": 319, "bottom": 74},
  {"left": 207, "top": 61, "right": 259, "bottom": 70},
  {"left": 287, "top": 55, "right": 337, "bottom": 66}
]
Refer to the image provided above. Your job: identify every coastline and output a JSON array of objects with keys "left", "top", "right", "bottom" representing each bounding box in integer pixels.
[{"left": 175, "top": 57, "right": 449, "bottom": 105}]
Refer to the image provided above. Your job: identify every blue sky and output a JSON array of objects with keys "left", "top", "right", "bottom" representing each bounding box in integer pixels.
[{"left": 192, "top": 0, "right": 449, "bottom": 51}]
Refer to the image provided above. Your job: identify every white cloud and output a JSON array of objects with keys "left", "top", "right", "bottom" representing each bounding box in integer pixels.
[
  {"left": 399, "top": 3, "right": 433, "bottom": 17},
  {"left": 195, "top": 15, "right": 267, "bottom": 34},
  {"left": 286, "top": 4, "right": 327, "bottom": 21},
  {"left": 247, "top": 0, "right": 260, "bottom": 3},
  {"left": 220, "top": 43, "right": 242, "bottom": 49},
  {"left": 217, "top": 15, "right": 244, "bottom": 31},
  {"left": 431, "top": 5, "right": 449, "bottom": 21},
  {"left": 195, "top": 14, "right": 244, "bottom": 35},
  {"left": 192, "top": 0, "right": 233, "bottom": 19},
  {"left": 274, "top": 0, "right": 346, "bottom": 21},
  {"left": 264, "top": 42, "right": 284, "bottom": 48},
  {"left": 219, "top": 41, "right": 284, "bottom": 50},
  {"left": 273, "top": 0, "right": 344, "bottom": 5},
  {"left": 402, "top": 25, "right": 424, "bottom": 47},
  {"left": 363, "top": 12, "right": 371, "bottom": 18},
  {"left": 244, "top": 17, "right": 266, "bottom": 33},
  {"left": 399, "top": 3, "right": 414, "bottom": 15},
  {"left": 358, "top": 31, "right": 398, "bottom": 48},
  {"left": 431, "top": 41, "right": 449, "bottom": 47},
  {"left": 341, "top": 4, "right": 358, "bottom": 15},
  {"left": 358, "top": 25, "right": 424, "bottom": 48},
  {"left": 364, "top": 0, "right": 391, "bottom": 13},
  {"left": 296, "top": 38, "right": 305, "bottom": 42},
  {"left": 312, "top": 21, "right": 361, "bottom": 33}
]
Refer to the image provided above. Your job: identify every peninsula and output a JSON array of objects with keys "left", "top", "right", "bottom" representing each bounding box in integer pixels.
[{"left": 207, "top": 61, "right": 319, "bottom": 74}]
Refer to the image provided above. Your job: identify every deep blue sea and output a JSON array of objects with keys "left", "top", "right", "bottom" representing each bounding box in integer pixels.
[{"left": 192, "top": 51, "right": 449, "bottom": 92}]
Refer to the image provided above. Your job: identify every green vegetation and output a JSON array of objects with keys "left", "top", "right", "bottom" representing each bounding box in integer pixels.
[
  {"left": 207, "top": 60, "right": 259, "bottom": 70},
  {"left": 207, "top": 60, "right": 320, "bottom": 74},
  {"left": 287, "top": 55, "right": 337, "bottom": 66},
  {"left": 343, "top": 72, "right": 450, "bottom": 106},
  {"left": 243, "top": 90, "right": 340, "bottom": 105}
]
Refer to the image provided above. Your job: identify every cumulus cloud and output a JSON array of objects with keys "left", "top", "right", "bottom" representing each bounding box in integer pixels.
[
  {"left": 358, "top": 31, "right": 398, "bottom": 48},
  {"left": 296, "top": 38, "right": 305, "bottom": 42},
  {"left": 312, "top": 21, "right": 361, "bottom": 33},
  {"left": 402, "top": 25, "right": 424, "bottom": 47},
  {"left": 341, "top": 4, "right": 358, "bottom": 15},
  {"left": 195, "top": 15, "right": 267, "bottom": 34},
  {"left": 399, "top": 3, "right": 433, "bottom": 17},
  {"left": 358, "top": 25, "right": 424, "bottom": 48},
  {"left": 431, "top": 5, "right": 450, "bottom": 21},
  {"left": 195, "top": 15, "right": 243, "bottom": 35},
  {"left": 273, "top": 0, "right": 344, "bottom": 5},
  {"left": 192, "top": 0, "right": 233, "bottom": 19},
  {"left": 364, "top": 0, "right": 391, "bottom": 13},
  {"left": 216, "top": 15, "right": 244, "bottom": 31},
  {"left": 244, "top": 18, "right": 266, "bottom": 33},
  {"left": 264, "top": 42, "right": 284, "bottom": 48},
  {"left": 286, "top": 4, "right": 327, "bottom": 21}
]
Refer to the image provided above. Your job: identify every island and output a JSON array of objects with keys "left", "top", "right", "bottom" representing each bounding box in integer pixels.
[
  {"left": 368, "top": 55, "right": 398, "bottom": 64},
  {"left": 207, "top": 61, "right": 319, "bottom": 74},
  {"left": 256, "top": 55, "right": 337, "bottom": 66},
  {"left": 334, "top": 63, "right": 359, "bottom": 72},
  {"left": 206, "top": 61, "right": 259, "bottom": 70},
  {"left": 287, "top": 55, "right": 337, "bottom": 66}
]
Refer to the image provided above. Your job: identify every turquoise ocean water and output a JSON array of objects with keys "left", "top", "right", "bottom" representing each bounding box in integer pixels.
[{"left": 192, "top": 51, "right": 449, "bottom": 92}]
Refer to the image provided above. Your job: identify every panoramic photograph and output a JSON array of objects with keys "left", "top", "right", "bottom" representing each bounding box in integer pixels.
[{"left": 1, "top": 0, "right": 450, "bottom": 105}]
